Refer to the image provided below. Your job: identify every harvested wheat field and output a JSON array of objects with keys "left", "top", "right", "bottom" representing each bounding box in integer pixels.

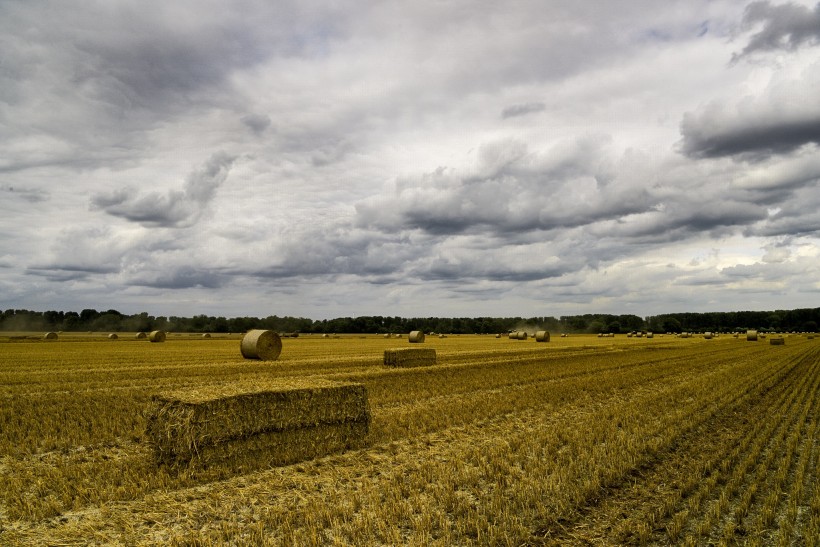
[{"left": 0, "top": 332, "right": 818, "bottom": 545}]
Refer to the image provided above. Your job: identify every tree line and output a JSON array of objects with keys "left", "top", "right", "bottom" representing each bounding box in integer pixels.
[{"left": 2, "top": 307, "right": 817, "bottom": 334}]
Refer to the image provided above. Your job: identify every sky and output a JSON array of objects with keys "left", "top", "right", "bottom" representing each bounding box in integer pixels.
[{"left": 1, "top": 0, "right": 820, "bottom": 320}]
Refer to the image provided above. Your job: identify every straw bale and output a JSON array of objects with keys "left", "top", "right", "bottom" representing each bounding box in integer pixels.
[
  {"left": 148, "top": 330, "right": 166, "bottom": 343},
  {"left": 43, "top": 332, "right": 58, "bottom": 340},
  {"left": 769, "top": 337, "right": 785, "bottom": 345},
  {"left": 508, "top": 332, "right": 517, "bottom": 339},
  {"left": 535, "top": 331, "right": 550, "bottom": 342},
  {"left": 746, "top": 330, "right": 758, "bottom": 342},
  {"left": 646, "top": 332, "right": 654, "bottom": 339},
  {"left": 384, "top": 347, "right": 436, "bottom": 368},
  {"left": 240, "top": 329, "right": 282, "bottom": 360},
  {"left": 517, "top": 331, "right": 529, "bottom": 340},
  {"left": 108, "top": 333, "right": 118, "bottom": 340},
  {"left": 408, "top": 330, "right": 425, "bottom": 343},
  {"left": 146, "top": 379, "right": 369, "bottom": 463},
  {"left": 135, "top": 332, "right": 147, "bottom": 339},
  {"left": 704, "top": 332, "right": 713, "bottom": 340},
  {"left": 202, "top": 333, "right": 211, "bottom": 338}
]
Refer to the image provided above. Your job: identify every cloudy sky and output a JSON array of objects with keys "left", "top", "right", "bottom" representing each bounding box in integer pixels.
[{"left": 1, "top": 0, "right": 819, "bottom": 320}]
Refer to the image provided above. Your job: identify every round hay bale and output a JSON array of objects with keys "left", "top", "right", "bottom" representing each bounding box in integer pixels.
[
  {"left": 201, "top": 333, "right": 211, "bottom": 338},
  {"left": 508, "top": 332, "right": 517, "bottom": 339},
  {"left": 108, "top": 333, "right": 118, "bottom": 340},
  {"left": 408, "top": 331, "right": 425, "bottom": 343},
  {"left": 148, "top": 330, "right": 166, "bottom": 343},
  {"left": 770, "top": 337, "right": 785, "bottom": 345},
  {"left": 384, "top": 333, "right": 390, "bottom": 338},
  {"left": 240, "top": 329, "right": 282, "bottom": 360},
  {"left": 746, "top": 330, "right": 758, "bottom": 342},
  {"left": 135, "top": 332, "right": 147, "bottom": 339},
  {"left": 646, "top": 332, "right": 654, "bottom": 339},
  {"left": 43, "top": 332, "right": 58, "bottom": 340},
  {"left": 704, "top": 332, "right": 713, "bottom": 340},
  {"left": 517, "top": 331, "right": 529, "bottom": 340},
  {"left": 535, "top": 331, "right": 550, "bottom": 342},
  {"left": 560, "top": 333, "right": 567, "bottom": 338},
  {"left": 495, "top": 333, "right": 501, "bottom": 338}
]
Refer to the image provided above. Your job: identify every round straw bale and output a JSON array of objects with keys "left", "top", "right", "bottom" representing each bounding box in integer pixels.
[
  {"left": 108, "top": 333, "right": 118, "bottom": 340},
  {"left": 135, "top": 332, "right": 147, "bottom": 339},
  {"left": 240, "top": 329, "right": 282, "bottom": 360},
  {"left": 646, "top": 332, "right": 654, "bottom": 339},
  {"left": 384, "top": 334, "right": 390, "bottom": 338},
  {"left": 535, "top": 330, "right": 550, "bottom": 342},
  {"left": 508, "top": 332, "right": 517, "bottom": 339},
  {"left": 746, "top": 330, "right": 758, "bottom": 341},
  {"left": 201, "top": 333, "right": 211, "bottom": 338},
  {"left": 148, "top": 330, "right": 166, "bottom": 343},
  {"left": 495, "top": 333, "right": 501, "bottom": 338},
  {"left": 43, "top": 332, "right": 58, "bottom": 340},
  {"left": 408, "top": 330, "right": 425, "bottom": 343},
  {"left": 517, "top": 331, "right": 528, "bottom": 340},
  {"left": 704, "top": 332, "right": 713, "bottom": 340}
]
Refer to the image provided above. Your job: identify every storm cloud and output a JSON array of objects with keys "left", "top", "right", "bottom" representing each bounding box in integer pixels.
[{"left": 2, "top": 0, "right": 819, "bottom": 319}]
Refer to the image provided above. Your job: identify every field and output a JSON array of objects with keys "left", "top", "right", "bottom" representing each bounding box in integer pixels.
[{"left": 0, "top": 331, "right": 818, "bottom": 545}]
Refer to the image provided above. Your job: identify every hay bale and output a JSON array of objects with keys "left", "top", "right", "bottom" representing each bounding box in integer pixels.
[
  {"left": 240, "top": 330, "right": 282, "bottom": 360},
  {"left": 408, "top": 331, "right": 425, "bottom": 343},
  {"left": 495, "top": 333, "right": 501, "bottom": 338},
  {"left": 746, "top": 330, "right": 758, "bottom": 342},
  {"left": 384, "top": 347, "right": 437, "bottom": 368},
  {"left": 108, "top": 333, "right": 118, "bottom": 340},
  {"left": 145, "top": 378, "right": 370, "bottom": 467},
  {"left": 148, "top": 330, "right": 166, "bottom": 343},
  {"left": 517, "top": 331, "right": 529, "bottom": 340},
  {"left": 43, "top": 332, "right": 58, "bottom": 340},
  {"left": 508, "top": 332, "right": 517, "bottom": 339},
  {"left": 535, "top": 331, "right": 550, "bottom": 342},
  {"left": 202, "top": 333, "right": 211, "bottom": 339},
  {"left": 646, "top": 332, "right": 654, "bottom": 339},
  {"left": 770, "top": 337, "right": 785, "bottom": 345},
  {"left": 135, "top": 332, "right": 147, "bottom": 339},
  {"left": 704, "top": 332, "right": 713, "bottom": 340}
]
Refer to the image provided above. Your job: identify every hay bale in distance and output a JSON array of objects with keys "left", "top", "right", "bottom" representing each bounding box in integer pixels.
[
  {"left": 646, "top": 332, "right": 654, "bottom": 339},
  {"left": 384, "top": 347, "right": 437, "bottom": 368},
  {"left": 535, "top": 331, "right": 550, "bottom": 342},
  {"left": 43, "top": 332, "right": 58, "bottom": 340},
  {"left": 148, "top": 330, "right": 166, "bottom": 343},
  {"left": 517, "top": 331, "right": 529, "bottom": 340},
  {"left": 145, "top": 378, "right": 370, "bottom": 467},
  {"left": 135, "top": 332, "right": 147, "bottom": 339},
  {"left": 408, "top": 331, "right": 425, "bottom": 343},
  {"left": 201, "top": 333, "right": 211, "bottom": 339},
  {"left": 108, "top": 333, "right": 118, "bottom": 340},
  {"left": 770, "top": 337, "right": 785, "bottom": 345},
  {"left": 746, "top": 330, "right": 758, "bottom": 342},
  {"left": 704, "top": 332, "right": 713, "bottom": 340},
  {"left": 240, "top": 330, "right": 282, "bottom": 360}
]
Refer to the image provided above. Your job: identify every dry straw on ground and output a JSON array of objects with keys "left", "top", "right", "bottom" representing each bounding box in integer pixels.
[
  {"left": 535, "top": 331, "right": 550, "bottom": 342},
  {"left": 770, "top": 337, "right": 785, "bottom": 345},
  {"left": 148, "top": 330, "right": 166, "bottom": 343},
  {"left": 384, "top": 347, "right": 437, "bottom": 368},
  {"left": 145, "top": 378, "right": 370, "bottom": 467},
  {"left": 408, "top": 331, "right": 425, "bottom": 343},
  {"left": 240, "top": 329, "right": 282, "bottom": 360},
  {"left": 747, "top": 330, "right": 758, "bottom": 342}
]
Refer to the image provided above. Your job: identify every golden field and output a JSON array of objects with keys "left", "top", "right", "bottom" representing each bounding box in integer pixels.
[{"left": 0, "top": 332, "right": 817, "bottom": 546}]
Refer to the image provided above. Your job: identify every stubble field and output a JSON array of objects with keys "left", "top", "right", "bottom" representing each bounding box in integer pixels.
[{"left": 0, "top": 331, "right": 817, "bottom": 546}]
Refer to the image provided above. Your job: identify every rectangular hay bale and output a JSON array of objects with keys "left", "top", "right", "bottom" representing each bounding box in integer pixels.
[
  {"left": 146, "top": 378, "right": 370, "bottom": 463},
  {"left": 383, "top": 347, "right": 437, "bottom": 368}
]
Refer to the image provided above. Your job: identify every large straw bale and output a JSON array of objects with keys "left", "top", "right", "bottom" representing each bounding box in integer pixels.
[
  {"left": 384, "top": 347, "right": 437, "bottom": 368},
  {"left": 535, "top": 331, "right": 550, "bottom": 342},
  {"left": 646, "top": 332, "right": 654, "bottom": 339},
  {"left": 43, "top": 332, "right": 58, "bottom": 340},
  {"left": 240, "top": 329, "right": 282, "bottom": 360},
  {"left": 408, "top": 330, "right": 425, "bottom": 343},
  {"left": 517, "top": 331, "right": 529, "bottom": 340},
  {"left": 148, "top": 330, "right": 166, "bottom": 343},
  {"left": 146, "top": 378, "right": 369, "bottom": 464},
  {"left": 135, "top": 332, "right": 147, "bottom": 339},
  {"left": 108, "top": 333, "right": 118, "bottom": 340},
  {"left": 746, "top": 330, "right": 758, "bottom": 342}
]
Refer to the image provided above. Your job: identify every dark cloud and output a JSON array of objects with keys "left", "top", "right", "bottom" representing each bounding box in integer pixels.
[
  {"left": 241, "top": 114, "right": 272, "bottom": 135},
  {"left": 91, "top": 152, "right": 235, "bottom": 227},
  {"left": 1, "top": 185, "right": 49, "bottom": 203},
  {"left": 679, "top": 113, "right": 820, "bottom": 159},
  {"left": 501, "top": 102, "right": 546, "bottom": 119},
  {"left": 131, "top": 266, "right": 225, "bottom": 289},
  {"left": 733, "top": 1, "right": 820, "bottom": 59}
]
